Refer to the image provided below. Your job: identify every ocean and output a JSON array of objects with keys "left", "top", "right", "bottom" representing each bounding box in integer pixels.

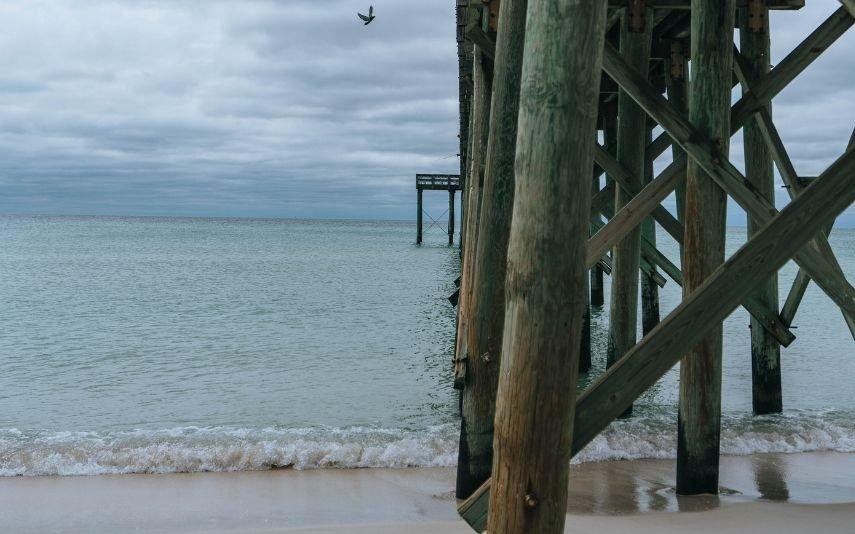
[{"left": 0, "top": 215, "right": 853, "bottom": 476}]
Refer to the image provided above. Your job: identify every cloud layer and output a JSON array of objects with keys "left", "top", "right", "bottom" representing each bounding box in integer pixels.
[{"left": 0, "top": 1, "right": 851, "bottom": 224}]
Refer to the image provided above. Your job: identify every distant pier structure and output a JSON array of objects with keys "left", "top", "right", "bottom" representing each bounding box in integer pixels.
[
  {"left": 416, "top": 173, "right": 460, "bottom": 245},
  {"left": 445, "top": 0, "right": 855, "bottom": 532}
]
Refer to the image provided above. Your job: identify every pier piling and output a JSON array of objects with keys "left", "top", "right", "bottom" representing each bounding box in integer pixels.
[
  {"left": 449, "top": 1, "right": 855, "bottom": 530},
  {"left": 485, "top": 0, "right": 606, "bottom": 531}
]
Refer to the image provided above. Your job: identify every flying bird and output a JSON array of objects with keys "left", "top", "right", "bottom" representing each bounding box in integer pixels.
[{"left": 358, "top": 5, "right": 375, "bottom": 25}]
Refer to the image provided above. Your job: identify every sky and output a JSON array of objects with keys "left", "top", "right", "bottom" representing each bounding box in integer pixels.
[{"left": 0, "top": 1, "right": 852, "bottom": 225}]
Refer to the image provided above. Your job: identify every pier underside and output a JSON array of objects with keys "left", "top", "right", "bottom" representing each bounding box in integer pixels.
[{"left": 448, "top": 0, "right": 855, "bottom": 532}]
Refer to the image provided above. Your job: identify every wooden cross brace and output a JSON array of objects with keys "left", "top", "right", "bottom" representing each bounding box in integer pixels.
[
  {"left": 600, "top": 39, "right": 855, "bottom": 332},
  {"left": 460, "top": 146, "right": 855, "bottom": 532}
]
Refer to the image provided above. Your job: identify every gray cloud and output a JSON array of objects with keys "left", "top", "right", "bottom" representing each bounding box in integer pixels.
[{"left": 0, "top": 1, "right": 852, "bottom": 225}]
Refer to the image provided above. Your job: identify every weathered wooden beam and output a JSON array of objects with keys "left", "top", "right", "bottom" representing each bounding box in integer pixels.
[
  {"left": 587, "top": 153, "right": 795, "bottom": 346},
  {"left": 452, "top": 38, "right": 492, "bottom": 397},
  {"left": 646, "top": 6, "right": 854, "bottom": 168},
  {"left": 607, "top": 7, "right": 654, "bottom": 421},
  {"left": 456, "top": 0, "right": 527, "bottom": 500},
  {"left": 465, "top": 23, "right": 496, "bottom": 62},
  {"left": 641, "top": 129, "right": 661, "bottom": 335},
  {"left": 593, "top": 144, "right": 684, "bottom": 244},
  {"left": 460, "top": 145, "right": 855, "bottom": 531},
  {"left": 485, "top": 0, "right": 607, "bottom": 531},
  {"left": 602, "top": 41, "right": 855, "bottom": 328},
  {"left": 733, "top": 49, "right": 855, "bottom": 341},
  {"left": 573, "top": 144, "right": 855, "bottom": 457},
  {"left": 591, "top": 216, "right": 668, "bottom": 288},
  {"left": 841, "top": 0, "right": 855, "bottom": 18},
  {"left": 676, "top": 0, "right": 734, "bottom": 495},
  {"left": 738, "top": 9, "right": 783, "bottom": 416},
  {"left": 780, "top": 129, "right": 855, "bottom": 329}
]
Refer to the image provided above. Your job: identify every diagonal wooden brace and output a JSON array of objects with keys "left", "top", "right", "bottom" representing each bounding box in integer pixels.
[
  {"left": 646, "top": 6, "right": 854, "bottom": 166},
  {"left": 601, "top": 41, "right": 855, "bottom": 327},
  {"left": 734, "top": 48, "right": 855, "bottom": 340},
  {"left": 587, "top": 148, "right": 795, "bottom": 346},
  {"left": 459, "top": 146, "right": 855, "bottom": 532}
]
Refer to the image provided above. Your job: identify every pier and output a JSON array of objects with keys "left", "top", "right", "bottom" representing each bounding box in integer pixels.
[
  {"left": 448, "top": 0, "right": 855, "bottom": 532},
  {"left": 416, "top": 173, "right": 461, "bottom": 245}
]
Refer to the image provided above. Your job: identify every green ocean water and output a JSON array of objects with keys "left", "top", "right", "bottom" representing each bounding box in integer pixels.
[{"left": 0, "top": 215, "right": 852, "bottom": 475}]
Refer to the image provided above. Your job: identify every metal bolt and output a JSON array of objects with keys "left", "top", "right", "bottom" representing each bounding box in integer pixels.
[
  {"left": 481, "top": 351, "right": 492, "bottom": 364},
  {"left": 525, "top": 493, "right": 539, "bottom": 509}
]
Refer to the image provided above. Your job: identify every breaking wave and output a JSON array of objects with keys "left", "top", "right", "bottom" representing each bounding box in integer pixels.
[{"left": 2, "top": 410, "right": 853, "bottom": 476}]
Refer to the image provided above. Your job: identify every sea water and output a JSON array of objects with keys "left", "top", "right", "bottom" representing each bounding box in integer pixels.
[{"left": 0, "top": 215, "right": 852, "bottom": 476}]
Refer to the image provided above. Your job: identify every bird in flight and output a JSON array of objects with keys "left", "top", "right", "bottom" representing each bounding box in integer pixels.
[{"left": 358, "top": 5, "right": 375, "bottom": 25}]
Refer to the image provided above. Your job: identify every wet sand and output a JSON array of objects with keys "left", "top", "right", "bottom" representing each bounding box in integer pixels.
[{"left": 1, "top": 452, "right": 853, "bottom": 533}]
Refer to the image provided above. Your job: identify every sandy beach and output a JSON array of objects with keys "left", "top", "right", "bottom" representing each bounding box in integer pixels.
[{"left": 1, "top": 452, "right": 854, "bottom": 533}]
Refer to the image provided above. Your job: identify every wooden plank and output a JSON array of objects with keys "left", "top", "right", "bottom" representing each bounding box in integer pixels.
[
  {"left": 733, "top": 49, "right": 855, "bottom": 341},
  {"left": 602, "top": 41, "right": 855, "bottom": 328},
  {"left": 841, "top": 0, "right": 855, "bottom": 18},
  {"left": 465, "top": 23, "right": 496, "bottom": 62},
  {"left": 780, "top": 130, "right": 855, "bottom": 329},
  {"left": 646, "top": 6, "right": 854, "bottom": 168},
  {"left": 485, "top": 0, "right": 607, "bottom": 530},
  {"left": 573, "top": 144, "right": 855, "bottom": 458},
  {"left": 461, "top": 146, "right": 855, "bottom": 530},
  {"left": 456, "top": 0, "right": 527, "bottom": 500},
  {"left": 591, "top": 216, "right": 668, "bottom": 288},
  {"left": 641, "top": 129, "right": 661, "bottom": 335},
  {"left": 588, "top": 155, "right": 796, "bottom": 346}
]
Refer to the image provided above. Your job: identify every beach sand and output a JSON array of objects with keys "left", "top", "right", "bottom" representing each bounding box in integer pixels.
[{"left": 1, "top": 452, "right": 853, "bottom": 533}]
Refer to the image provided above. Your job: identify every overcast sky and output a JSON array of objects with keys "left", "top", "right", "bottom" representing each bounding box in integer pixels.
[{"left": 0, "top": 1, "right": 852, "bottom": 225}]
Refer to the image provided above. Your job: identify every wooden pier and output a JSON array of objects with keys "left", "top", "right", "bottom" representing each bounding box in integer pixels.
[
  {"left": 416, "top": 173, "right": 461, "bottom": 245},
  {"left": 447, "top": 0, "right": 855, "bottom": 532}
]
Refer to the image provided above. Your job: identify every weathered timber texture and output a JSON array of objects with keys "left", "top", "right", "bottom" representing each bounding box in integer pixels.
[
  {"left": 665, "top": 38, "right": 689, "bottom": 227},
  {"left": 740, "top": 9, "right": 782, "bottom": 415},
  {"left": 572, "top": 145, "right": 855, "bottom": 457},
  {"left": 454, "top": 37, "right": 492, "bottom": 497},
  {"left": 607, "top": 8, "right": 653, "bottom": 419},
  {"left": 676, "top": 0, "right": 735, "bottom": 496},
  {"left": 640, "top": 129, "right": 661, "bottom": 335},
  {"left": 461, "top": 146, "right": 855, "bottom": 531},
  {"left": 485, "top": 0, "right": 607, "bottom": 531},
  {"left": 645, "top": 6, "right": 854, "bottom": 170},
  {"left": 779, "top": 128, "right": 855, "bottom": 330},
  {"left": 456, "top": 0, "right": 527, "bottom": 500},
  {"left": 602, "top": 40, "right": 855, "bottom": 336}
]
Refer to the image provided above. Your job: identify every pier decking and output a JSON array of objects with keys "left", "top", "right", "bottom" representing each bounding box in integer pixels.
[{"left": 447, "top": 0, "right": 855, "bottom": 532}]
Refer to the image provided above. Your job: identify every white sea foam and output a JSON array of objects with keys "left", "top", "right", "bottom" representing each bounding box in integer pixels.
[{"left": 1, "top": 411, "right": 853, "bottom": 476}]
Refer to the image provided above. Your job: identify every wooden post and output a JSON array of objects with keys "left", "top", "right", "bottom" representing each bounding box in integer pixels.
[
  {"left": 417, "top": 187, "right": 423, "bottom": 244},
  {"left": 677, "top": 0, "right": 735, "bottom": 496},
  {"left": 607, "top": 6, "right": 653, "bottom": 417},
  {"left": 486, "top": 0, "right": 606, "bottom": 531},
  {"left": 454, "top": 2, "right": 493, "bottom": 497},
  {"left": 459, "top": 145, "right": 855, "bottom": 531},
  {"left": 740, "top": 6, "right": 782, "bottom": 415},
  {"left": 581, "top": 278, "right": 592, "bottom": 373},
  {"left": 592, "top": 100, "right": 617, "bottom": 307},
  {"left": 640, "top": 128, "right": 660, "bottom": 335},
  {"left": 665, "top": 38, "right": 689, "bottom": 228},
  {"left": 449, "top": 189, "right": 456, "bottom": 246},
  {"left": 456, "top": 0, "right": 526, "bottom": 499}
]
